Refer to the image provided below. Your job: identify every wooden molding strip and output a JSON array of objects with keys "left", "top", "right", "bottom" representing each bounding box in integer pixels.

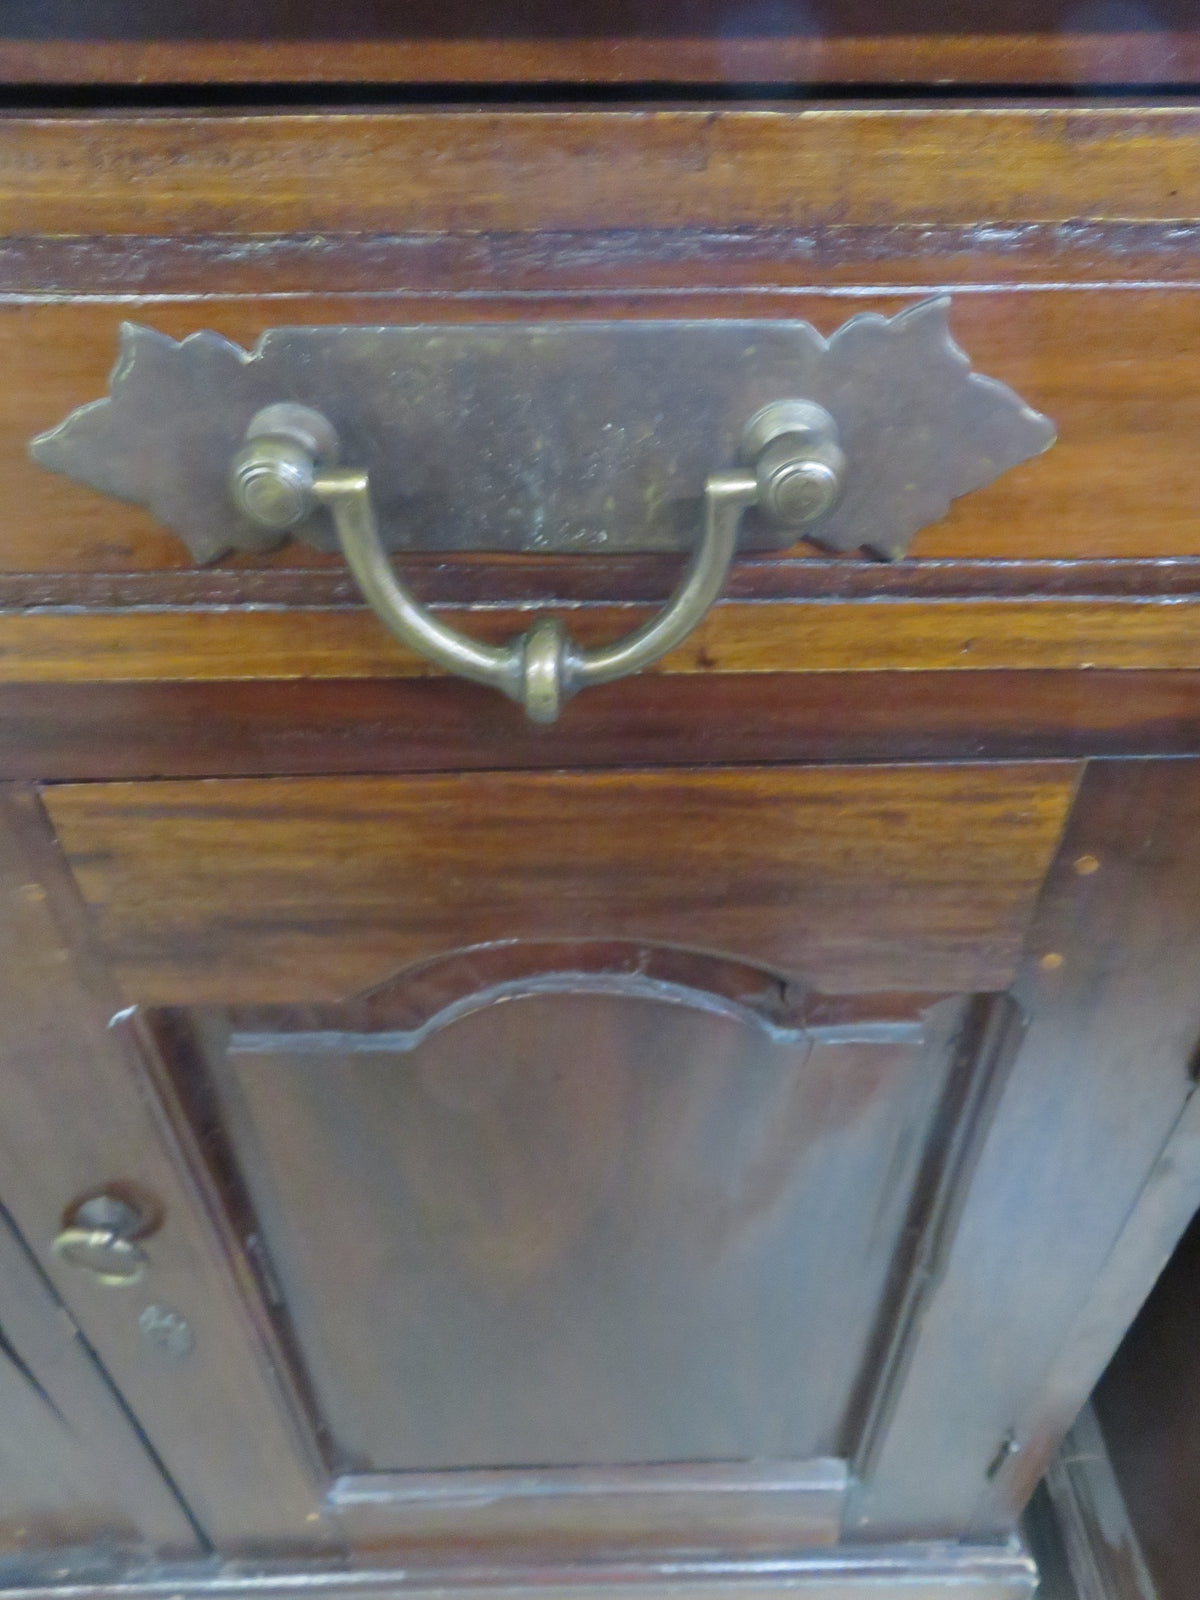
[
  {"left": 1, "top": 26, "right": 1199, "bottom": 87},
  {"left": 0, "top": 1540, "right": 1037, "bottom": 1600},
  {"left": 41, "top": 764, "right": 1078, "bottom": 1004},
  {"left": 3, "top": 599, "right": 1200, "bottom": 684},
  {"left": 3, "top": 107, "right": 1200, "bottom": 237}
]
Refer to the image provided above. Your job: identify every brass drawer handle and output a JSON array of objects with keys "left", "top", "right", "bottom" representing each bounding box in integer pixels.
[
  {"left": 230, "top": 400, "right": 845, "bottom": 723},
  {"left": 28, "top": 308, "right": 1056, "bottom": 721}
]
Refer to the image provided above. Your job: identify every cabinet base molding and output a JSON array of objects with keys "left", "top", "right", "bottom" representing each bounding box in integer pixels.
[{"left": 0, "top": 1544, "right": 1038, "bottom": 1600}]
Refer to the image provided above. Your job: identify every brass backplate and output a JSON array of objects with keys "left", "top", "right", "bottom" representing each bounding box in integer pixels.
[{"left": 29, "top": 299, "right": 1054, "bottom": 564}]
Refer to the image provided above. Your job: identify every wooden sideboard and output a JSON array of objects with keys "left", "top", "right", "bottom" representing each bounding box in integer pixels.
[{"left": 6, "top": 9, "right": 1200, "bottom": 1600}]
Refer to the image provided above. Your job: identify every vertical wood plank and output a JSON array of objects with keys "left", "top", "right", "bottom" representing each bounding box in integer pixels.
[
  {"left": 0, "top": 785, "right": 336, "bottom": 1555},
  {"left": 0, "top": 1204, "right": 197, "bottom": 1561},
  {"left": 850, "top": 758, "right": 1200, "bottom": 1539}
]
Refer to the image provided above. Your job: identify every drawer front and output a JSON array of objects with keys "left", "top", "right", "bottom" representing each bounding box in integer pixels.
[
  {"left": 2, "top": 105, "right": 1200, "bottom": 774},
  {"left": 2, "top": 106, "right": 1200, "bottom": 591},
  {"left": 8, "top": 275, "right": 1200, "bottom": 581}
]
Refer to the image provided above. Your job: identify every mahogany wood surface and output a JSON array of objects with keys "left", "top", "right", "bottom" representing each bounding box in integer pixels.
[
  {"left": 2, "top": 106, "right": 1200, "bottom": 239},
  {"left": 853, "top": 760, "right": 1200, "bottom": 1538},
  {"left": 0, "top": 1206, "right": 197, "bottom": 1562},
  {"left": 0, "top": 787, "right": 334, "bottom": 1553},
  {"left": 8, "top": 224, "right": 1200, "bottom": 299},
  {"left": 40, "top": 764, "right": 1077, "bottom": 1004},
  {"left": 1, "top": 672, "right": 1196, "bottom": 783},
  {"left": 1, "top": 2, "right": 1199, "bottom": 86},
  {"left": 196, "top": 982, "right": 969, "bottom": 1482},
  {"left": 4, "top": 23, "right": 1200, "bottom": 1591},
  {"left": 329, "top": 1461, "right": 848, "bottom": 1556},
  {"left": 217, "top": 944, "right": 942, "bottom": 1042},
  {"left": 0, "top": 1547, "right": 1042, "bottom": 1600},
  {"left": 21, "top": 757, "right": 1198, "bottom": 1576},
  {"left": 5, "top": 599, "right": 1200, "bottom": 684},
  {"left": 8, "top": 284, "right": 1200, "bottom": 580},
  {"left": 5, "top": 103, "right": 1200, "bottom": 632}
]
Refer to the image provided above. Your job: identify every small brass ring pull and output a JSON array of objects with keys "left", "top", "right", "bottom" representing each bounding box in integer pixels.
[
  {"left": 52, "top": 1193, "right": 152, "bottom": 1287},
  {"left": 230, "top": 400, "right": 845, "bottom": 723}
]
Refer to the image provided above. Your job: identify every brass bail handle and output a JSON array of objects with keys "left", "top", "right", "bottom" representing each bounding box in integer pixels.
[{"left": 230, "top": 400, "right": 846, "bottom": 724}]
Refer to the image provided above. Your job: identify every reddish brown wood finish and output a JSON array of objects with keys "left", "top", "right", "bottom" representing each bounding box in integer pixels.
[
  {"left": 4, "top": 108, "right": 1200, "bottom": 239},
  {"left": 0, "top": 787, "right": 334, "bottom": 1553},
  {"left": 328, "top": 1461, "right": 847, "bottom": 1558},
  {"left": 854, "top": 760, "right": 1200, "bottom": 1539},
  {"left": 0, "top": 1206, "right": 197, "bottom": 1562},
  {"left": 198, "top": 980, "right": 968, "bottom": 1482},
  {"left": 39, "top": 764, "right": 1077, "bottom": 1004},
  {"left": 3, "top": 25, "right": 1200, "bottom": 1594},
  {"left": 0, "top": 3, "right": 1199, "bottom": 85},
  {"left": 0, "top": 673, "right": 1194, "bottom": 783},
  {"left": 8, "top": 284, "right": 1200, "bottom": 579},
  {"left": 8, "top": 598, "right": 1200, "bottom": 682}
]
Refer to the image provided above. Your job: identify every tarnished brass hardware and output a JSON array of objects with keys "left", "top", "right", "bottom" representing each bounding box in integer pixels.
[
  {"left": 230, "top": 404, "right": 839, "bottom": 723},
  {"left": 28, "top": 306, "right": 1057, "bottom": 566},
  {"left": 27, "top": 306, "right": 1057, "bottom": 715},
  {"left": 52, "top": 1193, "right": 151, "bottom": 1287},
  {"left": 229, "top": 403, "right": 340, "bottom": 532},
  {"left": 741, "top": 401, "right": 846, "bottom": 528}
]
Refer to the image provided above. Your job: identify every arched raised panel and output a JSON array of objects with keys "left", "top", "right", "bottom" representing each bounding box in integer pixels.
[{"left": 152, "top": 943, "right": 1013, "bottom": 1487}]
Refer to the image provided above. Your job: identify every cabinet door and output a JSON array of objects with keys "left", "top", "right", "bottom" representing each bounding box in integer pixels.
[
  {"left": 0, "top": 1204, "right": 197, "bottom": 1572},
  {"left": 7, "top": 761, "right": 1200, "bottom": 1563}
]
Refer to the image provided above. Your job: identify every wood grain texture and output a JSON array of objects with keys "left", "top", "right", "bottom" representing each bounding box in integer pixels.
[
  {"left": 0, "top": 34, "right": 1193, "bottom": 88},
  {"left": 6, "top": 224, "right": 1200, "bottom": 300},
  {"left": 9, "top": 286, "right": 1200, "bottom": 577},
  {"left": 11, "top": 556, "right": 1200, "bottom": 612},
  {"left": 2, "top": 107, "right": 1200, "bottom": 239},
  {"left": 200, "top": 985, "right": 968, "bottom": 1480},
  {"left": 3, "top": 600, "right": 1200, "bottom": 686},
  {"left": 40, "top": 765, "right": 1078, "bottom": 1004},
  {"left": 1, "top": 672, "right": 1196, "bottom": 783},
  {"left": 0, "top": 787, "right": 335, "bottom": 1552},
  {"left": 220, "top": 948, "right": 942, "bottom": 1064},
  {"left": 852, "top": 759, "right": 1200, "bottom": 1540},
  {"left": 0, "top": 1205, "right": 197, "bottom": 1561},
  {"left": 0, "top": 1545, "right": 1042, "bottom": 1600},
  {"left": 330, "top": 1462, "right": 847, "bottom": 1556},
  {"left": 0, "top": 2, "right": 1198, "bottom": 86}
]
